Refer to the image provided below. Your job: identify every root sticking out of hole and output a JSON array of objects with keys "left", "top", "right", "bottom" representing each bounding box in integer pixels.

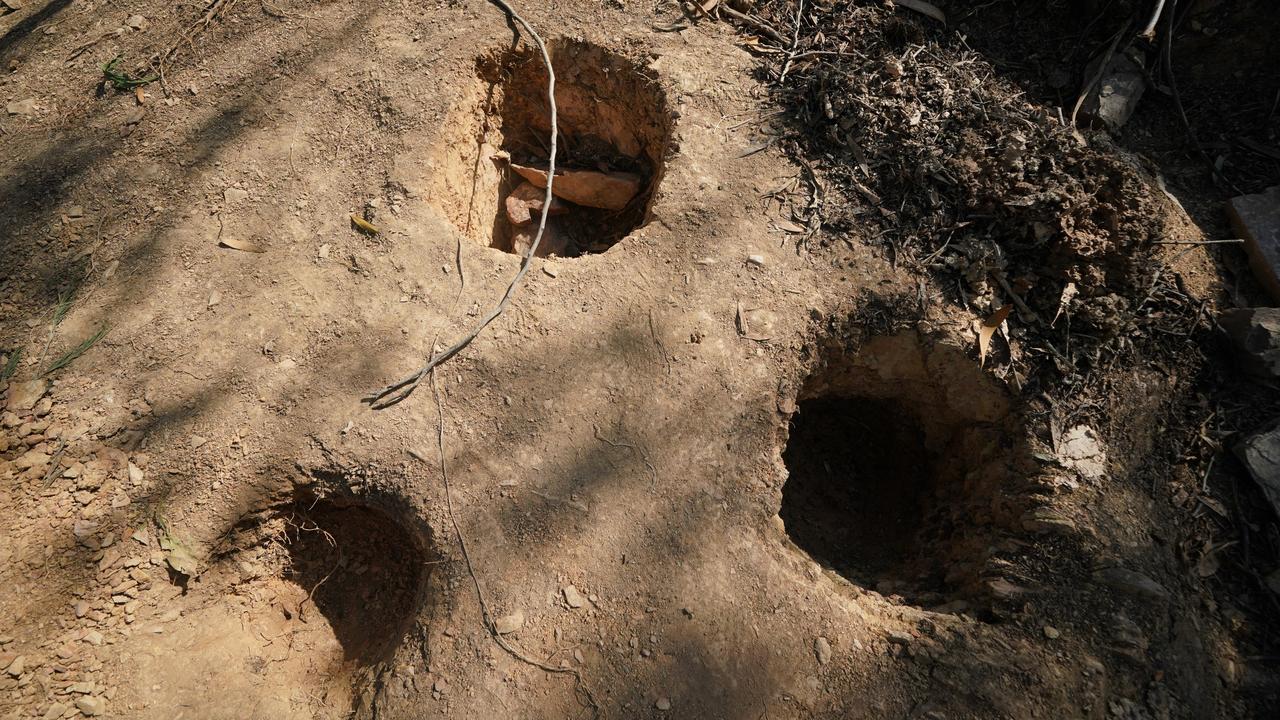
[
  {"left": 780, "top": 332, "right": 1023, "bottom": 607},
  {"left": 429, "top": 39, "right": 672, "bottom": 257}
]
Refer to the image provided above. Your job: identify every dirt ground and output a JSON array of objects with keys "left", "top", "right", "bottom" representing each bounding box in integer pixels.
[{"left": 2, "top": 0, "right": 1279, "bottom": 718}]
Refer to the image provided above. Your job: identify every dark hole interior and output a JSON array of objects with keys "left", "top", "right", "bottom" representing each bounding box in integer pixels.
[
  {"left": 780, "top": 397, "right": 938, "bottom": 589},
  {"left": 282, "top": 500, "right": 427, "bottom": 665}
]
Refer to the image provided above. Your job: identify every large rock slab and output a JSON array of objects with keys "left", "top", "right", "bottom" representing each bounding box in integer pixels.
[
  {"left": 4, "top": 379, "right": 47, "bottom": 413},
  {"left": 1228, "top": 185, "right": 1280, "bottom": 303},
  {"left": 1235, "top": 420, "right": 1280, "bottom": 520},
  {"left": 1221, "top": 307, "right": 1280, "bottom": 379}
]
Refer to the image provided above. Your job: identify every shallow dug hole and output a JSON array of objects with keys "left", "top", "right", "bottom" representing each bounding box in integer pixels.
[
  {"left": 780, "top": 332, "right": 1021, "bottom": 606},
  {"left": 120, "top": 495, "right": 432, "bottom": 719},
  {"left": 428, "top": 39, "right": 672, "bottom": 257}
]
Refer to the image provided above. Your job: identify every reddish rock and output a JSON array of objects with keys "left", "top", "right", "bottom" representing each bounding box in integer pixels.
[
  {"left": 510, "top": 162, "right": 642, "bottom": 210},
  {"left": 504, "top": 181, "right": 568, "bottom": 226}
]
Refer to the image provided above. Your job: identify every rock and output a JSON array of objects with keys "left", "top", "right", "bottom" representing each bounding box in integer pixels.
[
  {"left": 1021, "top": 507, "right": 1076, "bottom": 535},
  {"left": 74, "top": 601, "right": 89, "bottom": 618},
  {"left": 504, "top": 181, "right": 569, "bottom": 226},
  {"left": 41, "top": 704, "right": 68, "bottom": 720},
  {"left": 494, "top": 610, "right": 524, "bottom": 635},
  {"left": 1094, "top": 567, "right": 1169, "bottom": 601},
  {"left": 1229, "top": 186, "right": 1280, "bottom": 303},
  {"left": 5, "top": 378, "right": 47, "bottom": 412},
  {"left": 655, "top": 697, "right": 671, "bottom": 711},
  {"left": 14, "top": 450, "right": 50, "bottom": 470},
  {"left": 1220, "top": 308, "right": 1280, "bottom": 379},
  {"left": 1058, "top": 425, "right": 1107, "bottom": 480},
  {"left": 223, "top": 187, "right": 249, "bottom": 204},
  {"left": 1043, "top": 625, "right": 1061, "bottom": 639},
  {"left": 1078, "top": 47, "right": 1146, "bottom": 132},
  {"left": 814, "top": 636, "right": 832, "bottom": 665},
  {"left": 74, "top": 695, "right": 106, "bottom": 716},
  {"left": 4, "top": 655, "right": 24, "bottom": 676},
  {"left": 127, "top": 462, "right": 144, "bottom": 485},
  {"left": 510, "top": 222, "right": 567, "bottom": 259},
  {"left": 124, "top": 107, "right": 145, "bottom": 125},
  {"left": 510, "top": 162, "right": 642, "bottom": 210},
  {"left": 81, "top": 630, "right": 104, "bottom": 646},
  {"left": 66, "top": 205, "right": 85, "bottom": 218},
  {"left": 6, "top": 98, "right": 37, "bottom": 116},
  {"left": 988, "top": 577, "right": 1026, "bottom": 600},
  {"left": 886, "top": 630, "right": 913, "bottom": 646},
  {"left": 67, "top": 681, "right": 94, "bottom": 694},
  {"left": 1235, "top": 420, "right": 1280, "bottom": 520},
  {"left": 562, "top": 585, "right": 586, "bottom": 609},
  {"left": 747, "top": 254, "right": 766, "bottom": 267},
  {"left": 126, "top": 14, "right": 146, "bottom": 29}
]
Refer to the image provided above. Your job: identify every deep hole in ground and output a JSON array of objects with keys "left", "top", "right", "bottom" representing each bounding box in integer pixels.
[
  {"left": 272, "top": 495, "right": 430, "bottom": 665},
  {"left": 429, "top": 39, "right": 672, "bottom": 257},
  {"left": 779, "top": 332, "right": 1022, "bottom": 606},
  {"left": 125, "top": 493, "right": 436, "bottom": 718}
]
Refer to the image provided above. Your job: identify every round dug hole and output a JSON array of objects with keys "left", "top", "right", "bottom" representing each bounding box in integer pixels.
[
  {"left": 429, "top": 39, "right": 672, "bottom": 257},
  {"left": 779, "top": 333, "right": 1015, "bottom": 604},
  {"left": 123, "top": 496, "right": 433, "bottom": 719}
]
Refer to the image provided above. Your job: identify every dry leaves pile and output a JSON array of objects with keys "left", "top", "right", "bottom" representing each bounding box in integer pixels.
[{"left": 737, "top": 0, "right": 1203, "bottom": 385}]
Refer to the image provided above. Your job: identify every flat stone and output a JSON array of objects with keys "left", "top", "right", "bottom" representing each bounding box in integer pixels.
[
  {"left": 1221, "top": 308, "right": 1280, "bottom": 380},
  {"left": 1235, "top": 419, "right": 1280, "bottom": 521},
  {"left": 1229, "top": 185, "right": 1280, "bottom": 302},
  {"left": 40, "top": 704, "right": 68, "bottom": 720},
  {"left": 886, "top": 630, "right": 913, "bottom": 646},
  {"left": 6, "top": 98, "right": 37, "bottom": 116},
  {"left": 4, "top": 654, "right": 24, "bottom": 676},
  {"left": 223, "top": 187, "right": 249, "bottom": 205},
  {"left": 1058, "top": 425, "right": 1107, "bottom": 480},
  {"left": 814, "top": 636, "right": 832, "bottom": 665},
  {"left": 74, "top": 695, "right": 106, "bottom": 716},
  {"left": 655, "top": 697, "right": 671, "bottom": 711},
  {"left": 494, "top": 610, "right": 524, "bottom": 635},
  {"left": 14, "top": 450, "right": 49, "bottom": 470},
  {"left": 1094, "top": 567, "right": 1169, "bottom": 601},
  {"left": 510, "top": 163, "right": 642, "bottom": 210},
  {"left": 5, "top": 378, "right": 48, "bottom": 412},
  {"left": 562, "top": 585, "right": 586, "bottom": 609}
]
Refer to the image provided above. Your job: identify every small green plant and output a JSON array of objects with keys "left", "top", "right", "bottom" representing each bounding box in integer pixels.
[
  {"left": 43, "top": 325, "right": 108, "bottom": 376},
  {"left": 0, "top": 348, "right": 20, "bottom": 381},
  {"left": 102, "top": 55, "right": 157, "bottom": 90}
]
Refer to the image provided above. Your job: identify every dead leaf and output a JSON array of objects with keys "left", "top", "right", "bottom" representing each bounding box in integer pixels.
[
  {"left": 735, "top": 301, "right": 747, "bottom": 337},
  {"left": 1051, "top": 282, "right": 1078, "bottom": 326},
  {"left": 350, "top": 214, "right": 380, "bottom": 235},
  {"left": 219, "top": 237, "right": 266, "bottom": 253},
  {"left": 134, "top": 87, "right": 145, "bottom": 105},
  {"left": 977, "top": 305, "right": 1013, "bottom": 366},
  {"left": 698, "top": 0, "right": 720, "bottom": 13},
  {"left": 893, "top": 0, "right": 946, "bottom": 24},
  {"left": 775, "top": 219, "right": 807, "bottom": 234}
]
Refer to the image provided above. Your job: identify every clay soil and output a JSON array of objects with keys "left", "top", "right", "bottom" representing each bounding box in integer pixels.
[{"left": 2, "top": 0, "right": 1279, "bottom": 718}]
